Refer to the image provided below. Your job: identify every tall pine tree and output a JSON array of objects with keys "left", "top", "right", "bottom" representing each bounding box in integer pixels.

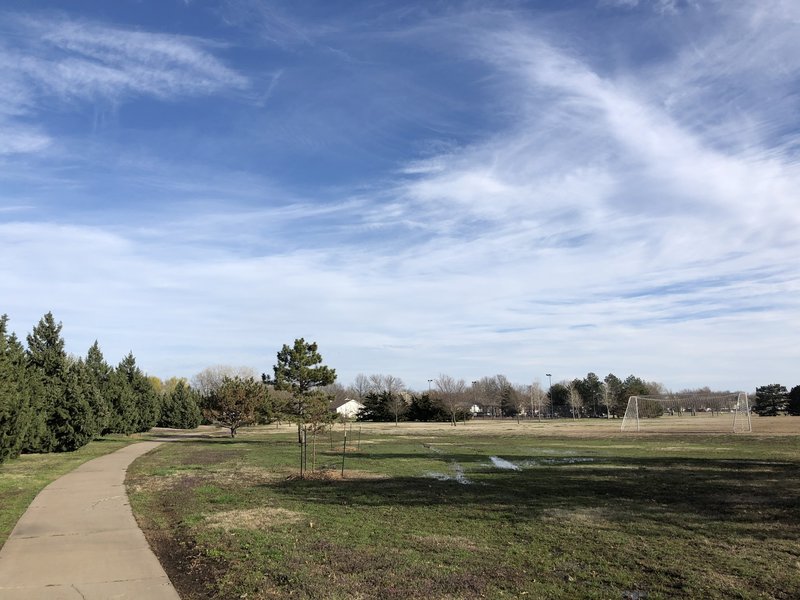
[
  {"left": 0, "top": 315, "right": 31, "bottom": 462},
  {"left": 84, "top": 341, "right": 112, "bottom": 435},
  {"left": 159, "top": 381, "right": 201, "bottom": 429},
  {"left": 117, "top": 352, "right": 160, "bottom": 432},
  {"left": 25, "top": 312, "right": 94, "bottom": 453}
]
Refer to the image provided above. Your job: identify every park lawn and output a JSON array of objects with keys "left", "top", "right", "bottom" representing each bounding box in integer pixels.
[
  {"left": 0, "top": 435, "right": 139, "bottom": 548},
  {"left": 127, "top": 422, "right": 800, "bottom": 600}
]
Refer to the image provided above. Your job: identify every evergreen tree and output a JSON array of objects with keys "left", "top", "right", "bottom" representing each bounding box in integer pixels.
[
  {"left": 548, "top": 383, "right": 571, "bottom": 417},
  {"left": 48, "top": 365, "right": 95, "bottom": 452},
  {"left": 205, "top": 376, "right": 267, "bottom": 437},
  {"left": 107, "top": 368, "right": 137, "bottom": 434},
  {"left": 159, "top": 381, "right": 201, "bottom": 429},
  {"left": 499, "top": 383, "right": 518, "bottom": 417},
  {"left": 24, "top": 312, "right": 95, "bottom": 453},
  {"left": 604, "top": 373, "right": 624, "bottom": 416},
  {"left": 265, "top": 338, "right": 336, "bottom": 441},
  {"left": 754, "top": 384, "right": 788, "bottom": 416},
  {"left": 575, "top": 372, "right": 603, "bottom": 416},
  {"left": 25, "top": 312, "right": 67, "bottom": 452},
  {"left": 406, "top": 393, "right": 449, "bottom": 422},
  {"left": 0, "top": 316, "right": 31, "bottom": 462},
  {"left": 84, "top": 341, "right": 112, "bottom": 435},
  {"left": 357, "top": 391, "right": 394, "bottom": 421},
  {"left": 788, "top": 385, "right": 800, "bottom": 417},
  {"left": 117, "top": 352, "right": 160, "bottom": 432}
]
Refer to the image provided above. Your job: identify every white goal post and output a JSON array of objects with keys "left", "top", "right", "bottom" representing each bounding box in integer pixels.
[{"left": 621, "top": 392, "right": 752, "bottom": 433}]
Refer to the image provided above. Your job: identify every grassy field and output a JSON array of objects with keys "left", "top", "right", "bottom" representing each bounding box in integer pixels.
[
  {"left": 0, "top": 435, "right": 139, "bottom": 548},
  {"left": 127, "top": 417, "right": 800, "bottom": 600}
]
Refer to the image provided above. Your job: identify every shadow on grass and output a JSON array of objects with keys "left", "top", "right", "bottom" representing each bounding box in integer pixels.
[
  {"left": 147, "top": 434, "right": 292, "bottom": 446},
  {"left": 266, "top": 456, "right": 800, "bottom": 533}
]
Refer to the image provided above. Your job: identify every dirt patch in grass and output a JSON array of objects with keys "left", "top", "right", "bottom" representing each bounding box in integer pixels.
[
  {"left": 143, "top": 523, "right": 227, "bottom": 600},
  {"left": 288, "top": 469, "right": 390, "bottom": 481},
  {"left": 205, "top": 506, "right": 304, "bottom": 531},
  {"left": 410, "top": 533, "right": 481, "bottom": 552},
  {"left": 129, "top": 476, "right": 225, "bottom": 599},
  {"left": 541, "top": 506, "right": 611, "bottom": 526},
  {"left": 130, "top": 465, "right": 284, "bottom": 494}
]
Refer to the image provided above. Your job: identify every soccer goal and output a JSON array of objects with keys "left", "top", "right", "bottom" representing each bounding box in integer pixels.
[{"left": 621, "top": 392, "right": 751, "bottom": 433}]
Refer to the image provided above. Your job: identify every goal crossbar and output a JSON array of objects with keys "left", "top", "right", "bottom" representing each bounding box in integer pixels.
[{"left": 621, "top": 392, "right": 751, "bottom": 433}]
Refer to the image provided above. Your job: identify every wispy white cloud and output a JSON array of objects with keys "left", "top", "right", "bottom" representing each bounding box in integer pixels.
[
  {"left": 26, "top": 15, "right": 248, "bottom": 98},
  {"left": 0, "top": 124, "right": 51, "bottom": 155},
  {"left": 0, "top": 13, "right": 248, "bottom": 156}
]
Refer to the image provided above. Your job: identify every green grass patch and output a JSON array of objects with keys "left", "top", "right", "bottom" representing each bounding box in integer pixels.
[
  {"left": 127, "top": 426, "right": 800, "bottom": 599},
  {"left": 0, "top": 435, "right": 138, "bottom": 548}
]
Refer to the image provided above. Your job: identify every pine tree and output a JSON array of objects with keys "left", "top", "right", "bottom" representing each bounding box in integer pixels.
[
  {"left": 107, "top": 368, "right": 137, "bottom": 434},
  {"left": 754, "top": 384, "right": 788, "bottom": 416},
  {"left": 49, "top": 365, "right": 95, "bottom": 452},
  {"left": 205, "top": 376, "right": 267, "bottom": 437},
  {"left": 265, "top": 338, "right": 336, "bottom": 442},
  {"left": 25, "top": 312, "right": 94, "bottom": 453},
  {"left": 159, "top": 381, "right": 201, "bottom": 429},
  {"left": 84, "top": 341, "right": 112, "bottom": 435},
  {"left": 789, "top": 385, "right": 800, "bottom": 416},
  {"left": 117, "top": 352, "right": 160, "bottom": 432},
  {"left": 25, "top": 312, "right": 67, "bottom": 452},
  {"left": 0, "top": 316, "right": 31, "bottom": 462}
]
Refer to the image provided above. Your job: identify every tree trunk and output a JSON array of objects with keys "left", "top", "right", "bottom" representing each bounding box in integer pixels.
[{"left": 312, "top": 430, "right": 317, "bottom": 472}]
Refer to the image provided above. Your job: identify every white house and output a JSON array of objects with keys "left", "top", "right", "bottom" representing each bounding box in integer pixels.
[{"left": 333, "top": 398, "right": 364, "bottom": 419}]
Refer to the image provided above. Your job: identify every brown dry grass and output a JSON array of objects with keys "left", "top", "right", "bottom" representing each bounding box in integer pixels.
[
  {"left": 410, "top": 534, "right": 482, "bottom": 552},
  {"left": 152, "top": 415, "right": 799, "bottom": 444},
  {"left": 289, "top": 468, "right": 389, "bottom": 481},
  {"left": 205, "top": 506, "right": 304, "bottom": 531},
  {"left": 129, "top": 464, "right": 285, "bottom": 494}
]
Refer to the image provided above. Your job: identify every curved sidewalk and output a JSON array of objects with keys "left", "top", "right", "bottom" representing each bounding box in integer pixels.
[{"left": 0, "top": 442, "right": 180, "bottom": 600}]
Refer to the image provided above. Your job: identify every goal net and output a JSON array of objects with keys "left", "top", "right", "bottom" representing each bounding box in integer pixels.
[{"left": 621, "top": 392, "right": 751, "bottom": 433}]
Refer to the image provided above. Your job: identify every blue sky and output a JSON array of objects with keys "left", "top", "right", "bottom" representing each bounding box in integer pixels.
[{"left": 1, "top": 0, "right": 798, "bottom": 392}]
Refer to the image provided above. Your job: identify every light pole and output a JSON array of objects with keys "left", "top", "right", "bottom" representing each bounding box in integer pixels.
[
  {"left": 546, "top": 373, "right": 552, "bottom": 419},
  {"left": 472, "top": 381, "right": 478, "bottom": 417},
  {"left": 427, "top": 379, "right": 433, "bottom": 393}
]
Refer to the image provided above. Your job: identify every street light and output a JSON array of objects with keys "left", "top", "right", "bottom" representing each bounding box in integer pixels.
[
  {"left": 427, "top": 379, "right": 433, "bottom": 393},
  {"left": 472, "top": 381, "right": 478, "bottom": 417},
  {"left": 546, "top": 373, "right": 552, "bottom": 419}
]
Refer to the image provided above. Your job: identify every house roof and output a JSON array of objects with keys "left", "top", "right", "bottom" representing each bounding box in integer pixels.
[{"left": 329, "top": 397, "right": 363, "bottom": 410}]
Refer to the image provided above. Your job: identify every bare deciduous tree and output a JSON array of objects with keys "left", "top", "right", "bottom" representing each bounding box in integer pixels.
[
  {"left": 435, "top": 374, "right": 467, "bottom": 426},
  {"left": 568, "top": 383, "right": 583, "bottom": 419},
  {"left": 192, "top": 365, "right": 257, "bottom": 399},
  {"left": 529, "top": 381, "right": 548, "bottom": 421},
  {"left": 366, "top": 373, "right": 406, "bottom": 395},
  {"left": 600, "top": 382, "right": 612, "bottom": 419},
  {"left": 348, "top": 373, "right": 371, "bottom": 400},
  {"left": 513, "top": 384, "right": 529, "bottom": 422},
  {"left": 321, "top": 382, "right": 348, "bottom": 405}
]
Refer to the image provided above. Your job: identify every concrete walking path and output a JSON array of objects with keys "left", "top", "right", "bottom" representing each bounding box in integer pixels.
[{"left": 0, "top": 441, "right": 181, "bottom": 599}]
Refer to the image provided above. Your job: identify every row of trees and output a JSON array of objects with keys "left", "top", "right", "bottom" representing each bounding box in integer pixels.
[
  {"left": 346, "top": 372, "right": 666, "bottom": 425},
  {"left": 5, "top": 311, "right": 795, "bottom": 465},
  {"left": 0, "top": 313, "right": 201, "bottom": 463}
]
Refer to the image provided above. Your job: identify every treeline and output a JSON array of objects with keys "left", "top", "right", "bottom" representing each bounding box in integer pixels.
[
  {"left": 357, "top": 391, "right": 471, "bottom": 423},
  {"left": 0, "top": 312, "right": 200, "bottom": 464},
  {"left": 346, "top": 372, "right": 666, "bottom": 424}
]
